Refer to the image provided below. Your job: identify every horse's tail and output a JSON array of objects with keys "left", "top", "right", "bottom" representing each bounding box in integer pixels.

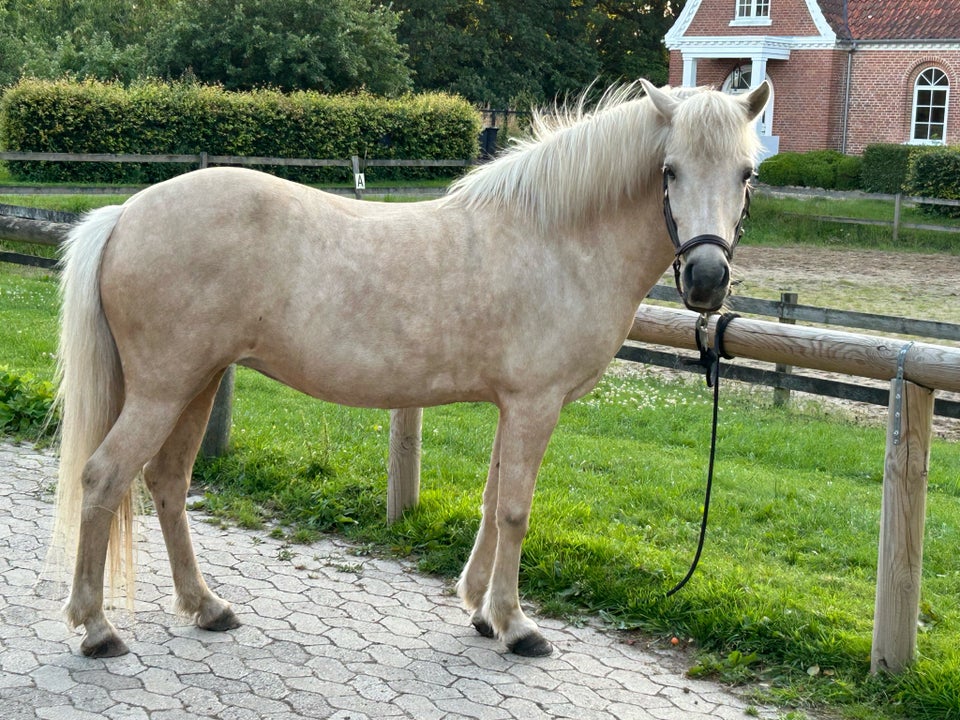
[{"left": 46, "top": 204, "right": 137, "bottom": 609}]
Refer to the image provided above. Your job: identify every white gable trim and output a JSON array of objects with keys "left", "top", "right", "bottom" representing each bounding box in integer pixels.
[
  {"left": 802, "top": 0, "right": 837, "bottom": 41},
  {"left": 664, "top": 0, "right": 704, "bottom": 46},
  {"left": 665, "top": 0, "right": 838, "bottom": 49},
  {"left": 855, "top": 41, "right": 960, "bottom": 52},
  {"left": 671, "top": 35, "right": 836, "bottom": 54}
]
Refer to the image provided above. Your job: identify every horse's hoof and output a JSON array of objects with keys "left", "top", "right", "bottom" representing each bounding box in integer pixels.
[
  {"left": 472, "top": 617, "right": 495, "bottom": 638},
  {"left": 81, "top": 634, "right": 129, "bottom": 658},
  {"left": 508, "top": 632, "right": 554, "bottom": 657},
  {"left": 199, "top": 606, "right": 241, "bottom": 632}
]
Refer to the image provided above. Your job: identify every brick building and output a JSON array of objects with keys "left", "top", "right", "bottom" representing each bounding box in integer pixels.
[{"left": 664, "top": 0, "right": 960, "bottom": 157}]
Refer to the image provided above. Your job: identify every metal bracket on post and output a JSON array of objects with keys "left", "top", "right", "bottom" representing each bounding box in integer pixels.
[{"left": 892, "top": 342, "right": 914, "bottom": 446}]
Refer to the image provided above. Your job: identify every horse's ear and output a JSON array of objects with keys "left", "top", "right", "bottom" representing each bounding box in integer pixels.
[
  {"left": 640, "top": 79, "right": 679, "bottom": 121},
  {"left": 742, "top": 81, "right": 771, "bottom": 121}
]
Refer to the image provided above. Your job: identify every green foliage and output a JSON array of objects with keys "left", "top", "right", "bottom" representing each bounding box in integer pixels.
[
  {"left": 147, "top": 0, "right": 411, "bottom": 95},
  {"left": 392, "top": 0, "right": 674, "bottom": 107},
  {"left": 0, "top": 368, "right": 55, "bottom": 438},
  {"left": 758, "top": 150, "right": 862, "bottom": 191},
  {"left": 860, "top": 144, "right": 918, "bottom": 194},
  {"left": 0, "top": 79, "right": 481, "bottom": 184},
  {"left": 0, "top": 0, "right": 170, "bottom": 86},
  {"left": 0, "top": 0, "right": 407, "bottom": 94},
  {"left": 905, "top": 146, "right": 960, "bottom": 218},
  {"left": 1, "top": 0, "right": 675, "bottom": 108},
  {"left": 835, "top": 154, "right": 863, "bottom": 191}
]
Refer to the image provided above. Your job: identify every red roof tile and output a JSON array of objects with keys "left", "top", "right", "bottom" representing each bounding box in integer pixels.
[{"left": 818, "top": 0, "right": 960, "bottom": 41}]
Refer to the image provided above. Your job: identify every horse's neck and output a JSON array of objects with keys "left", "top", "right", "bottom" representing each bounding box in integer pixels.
[{"left": 591, "top": 194, "right": 676, "bottom": 305}]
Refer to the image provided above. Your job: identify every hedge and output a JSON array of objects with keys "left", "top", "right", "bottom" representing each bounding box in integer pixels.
[
  {"left": 860, "top": 144, "right": 915, "bottom": 194},
  {"left": 905, "top": 146, "right": 960, "bottom": 218},
  {"left": 758, "top": 150, "right": 862, "bottom": 191},
  {"left": 0, "top": 79, "right": 482, "bottom": 184}
]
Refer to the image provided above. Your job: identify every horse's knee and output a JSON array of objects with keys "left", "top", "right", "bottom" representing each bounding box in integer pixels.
[{"left": 496, "top": 507, "right": 530, "bottom": 537}]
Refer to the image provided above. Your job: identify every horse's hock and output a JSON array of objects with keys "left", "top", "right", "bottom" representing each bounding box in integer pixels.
[{"left": 385, "top": 306, "right": 959, "bottom": 674}]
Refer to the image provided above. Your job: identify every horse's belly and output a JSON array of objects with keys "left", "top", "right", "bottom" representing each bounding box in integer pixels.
[{"left": 238, "top": 353, "right": 492, "bottom": 409}]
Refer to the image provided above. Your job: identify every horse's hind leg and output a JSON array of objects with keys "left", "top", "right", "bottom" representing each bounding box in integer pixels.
[
  {"left": 66, "top": 397, "right": 185, "bottom": 657},
  {"left": 470, "top": 394, "right": 562, "bottom": 657},
  {"left": 143, "top": 371, "right": 239, "bottom": 633}
]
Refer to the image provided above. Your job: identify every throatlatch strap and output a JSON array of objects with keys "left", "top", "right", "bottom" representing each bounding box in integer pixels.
[{"left": 664, "top": 312, "right": 739, "bottom": 598}]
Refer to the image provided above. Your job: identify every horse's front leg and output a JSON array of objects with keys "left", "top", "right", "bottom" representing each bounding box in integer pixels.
[
  {"left": 472, "top": 395, "right": 562, "bottom": 657},
  {"left": 457, "top": 422, "right": 502, "bottom": 638}
]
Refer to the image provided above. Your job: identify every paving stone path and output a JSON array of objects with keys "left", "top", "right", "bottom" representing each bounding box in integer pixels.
[{"left": 0, "top": 440, "right": 799, "bottom": 720}]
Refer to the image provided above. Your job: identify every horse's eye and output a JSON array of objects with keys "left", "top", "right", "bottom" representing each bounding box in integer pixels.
[
  {"left": 663, "top": 165, "right": 676, "bottom": 181},
  {"left": 741, "top": 168, "right": 755, "bottom": 184}
]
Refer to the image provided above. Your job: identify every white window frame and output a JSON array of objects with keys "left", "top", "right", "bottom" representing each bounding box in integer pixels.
[
  {"left": 909, "top": 67, "right": 949, "bottom": 145},
  {"left": 731, "top": 0, "right": 771, "bottom": 26}
]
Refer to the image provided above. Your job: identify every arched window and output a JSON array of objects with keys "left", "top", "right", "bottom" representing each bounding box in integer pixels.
[
  {"left": 911, "top": 67, "right": 949, "bottom": 143},
  {"left": 722, "top": 65, "right": 773, "bottom": 135}
]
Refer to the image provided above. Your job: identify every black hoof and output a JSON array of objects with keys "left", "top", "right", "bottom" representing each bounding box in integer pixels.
[
  {"left": 472, "top": 618, "right": 495, "bottom": 639},
  {"left": 81, "top": 635, "right": 130, "bottom": 658},
  {"left": 508, "top": 633, "right": 554, "bottom": 657},
  {"left": 199, "top": 607, "right": 241, "bottom": 632}
]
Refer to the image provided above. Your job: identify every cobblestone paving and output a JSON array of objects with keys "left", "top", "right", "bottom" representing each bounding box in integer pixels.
[{"left": 0, "top": 441, "right": 796, "bottom": 720}]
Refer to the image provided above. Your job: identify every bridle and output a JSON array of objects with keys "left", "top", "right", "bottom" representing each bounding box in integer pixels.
[{"left": 662, "top": 167, "right": 753, "bottom": 299}]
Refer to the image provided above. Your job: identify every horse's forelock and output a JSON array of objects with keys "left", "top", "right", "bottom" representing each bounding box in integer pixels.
[{"left": 668, "top": 91, "right": 762, "bottom": 163}]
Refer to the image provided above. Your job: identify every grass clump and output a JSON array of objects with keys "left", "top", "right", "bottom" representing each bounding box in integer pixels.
[{"left": 0, "top": 367, "right": 55, "bottom": 438}]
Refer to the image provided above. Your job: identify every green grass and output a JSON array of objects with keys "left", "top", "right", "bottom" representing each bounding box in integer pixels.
[
  {"left": 0, "top": 194, "right": 132, "bottom": 213},
  {"left": 177, "top": 369, "right": 960, "bottom": 720},
  {"left": 2, "top": 195, "right": 960, "bottom": 719},
  {"left": 747, "top": 194, "right": 960, "bottom": 254}
]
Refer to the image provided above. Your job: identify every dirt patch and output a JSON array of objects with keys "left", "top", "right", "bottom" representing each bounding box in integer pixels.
[
  {"left": 638, "top": 245, "right": 960, "bottom": 442},
  {"left": 733, "top": 246, "right": 960, "bottom": 323}
]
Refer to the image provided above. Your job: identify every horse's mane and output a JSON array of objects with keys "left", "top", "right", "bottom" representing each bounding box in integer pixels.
[{"left": 443, "top": 84, "right": 759, "bottom": 233}]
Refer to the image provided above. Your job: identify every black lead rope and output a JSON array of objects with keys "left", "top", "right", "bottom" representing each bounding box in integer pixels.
[{"left": 665, "top": 312, "right": 739, "bottom": 598}]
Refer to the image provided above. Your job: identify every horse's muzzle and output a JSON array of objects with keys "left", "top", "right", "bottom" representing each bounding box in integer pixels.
[{"left": 680, "top": 254, "right": 730, "bottom": 313}]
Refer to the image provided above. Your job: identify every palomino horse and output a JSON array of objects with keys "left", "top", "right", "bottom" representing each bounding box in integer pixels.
[{"left": 48, "top": 80, "right": 769, "bottom": 658}]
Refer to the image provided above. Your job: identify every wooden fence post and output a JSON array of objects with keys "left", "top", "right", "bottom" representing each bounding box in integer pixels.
[
  {"left": 893, "top": 193, "right": 902, "bottom": 243},
  {"left": 773, "top": 291, "right": 798, "bottom": 407},
  {"left": 200, "top": 365, "right": 236, "bottom": 458},
  {"left": 871, "top": 377, "right": 935, "bottom": 673},
  {"left": 387, "top": 407, "right": 423, "bottom": 523}
]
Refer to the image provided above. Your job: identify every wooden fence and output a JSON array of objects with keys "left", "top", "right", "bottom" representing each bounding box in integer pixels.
[{"left": 0, "top": 150, "right": 475, "bottom": 202}]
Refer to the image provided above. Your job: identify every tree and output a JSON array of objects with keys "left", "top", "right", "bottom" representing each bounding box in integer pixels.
[
  {"left": 590, "top": 0, "right": 678, "bottom": 86},
  {"left": 0, "top": 0, "right": 169, "bottom": 85},
  {"left": 394, "top": 0, "right": 680, "bottom": 107},
  {"left": 146, "top": 0, "right": 412, "bottom": 95}
]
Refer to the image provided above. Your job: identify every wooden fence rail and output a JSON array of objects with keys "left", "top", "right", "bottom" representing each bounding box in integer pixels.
[{"left": 0, "top": 150, "right": 475, "bottom": 169}]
